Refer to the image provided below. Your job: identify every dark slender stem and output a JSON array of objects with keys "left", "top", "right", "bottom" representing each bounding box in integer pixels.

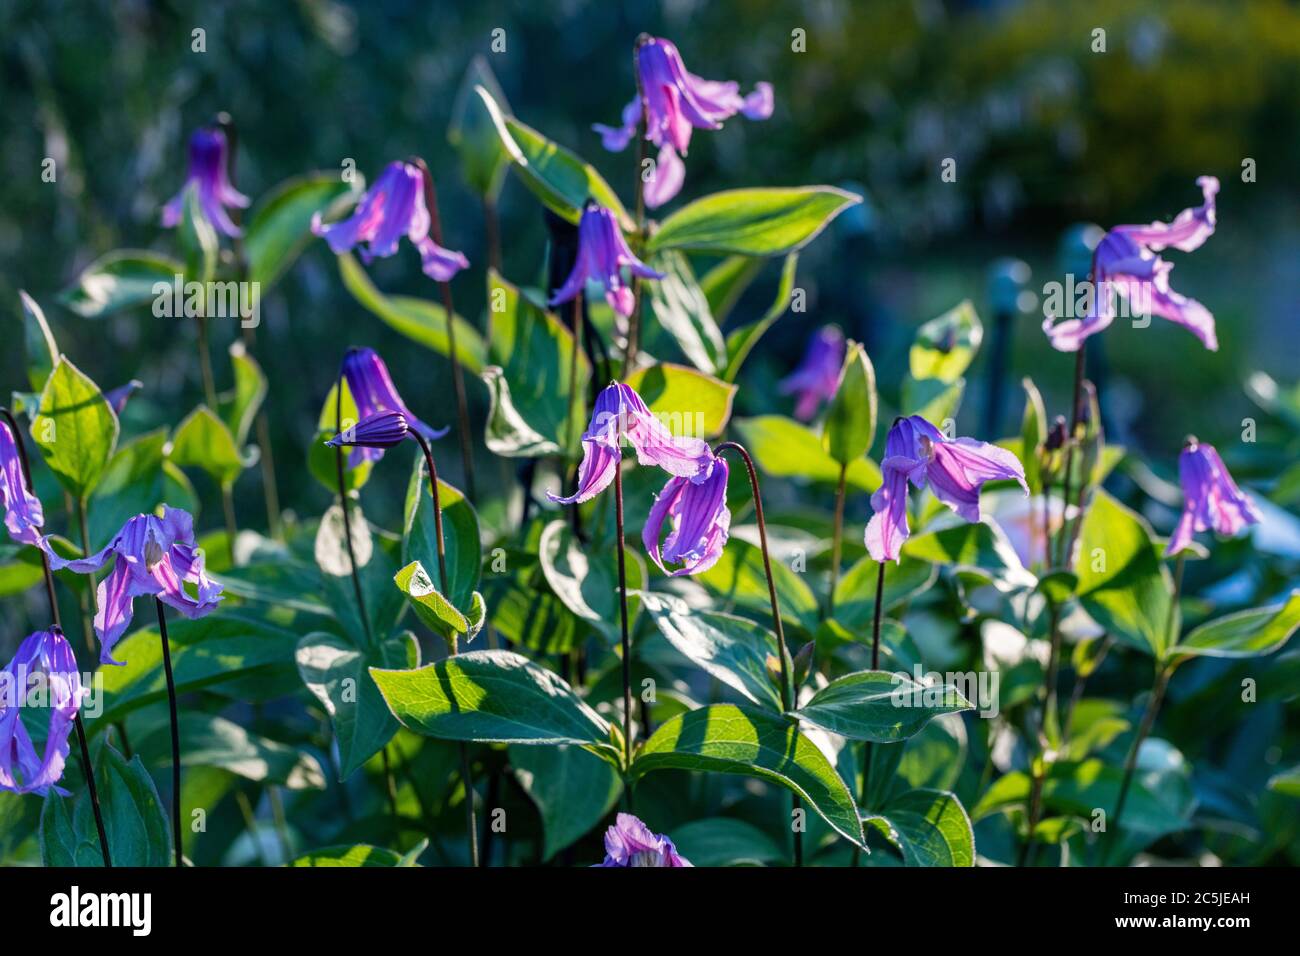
[
  {"left": 852, "top": 560, "right": 888, "bottom": 867},
  {"left": 827, "top": 463, "right": 847, "bottom": 618},
  {"left": 565, "top": 295, "right": 585, "bottom": 541},
  {"left": 411, "top": 433, "right": 450, "bottom": 591},
  {"left": 334, "top": 372, "right": 373, "bottom": 645},
  {"left": 613, "top": 462, "right": 633, "bottom": 773},
  {"left": 154, "top": 599, "right": 183, "bottom": 867},
  {"left": 416, "top": 160, "right": 477, "bottom": 504},
  {"left": 1018, "top": 766, "right": 1046, "bottom": 867},
  {"left": 220, "top": 482, "right": 238, "bottom": 557},
  {"left": 625, "top": 35, "right": 652, "bottom": 372},
  {"left": 73, "top": 714, "right": 111, "bottom": 867}
]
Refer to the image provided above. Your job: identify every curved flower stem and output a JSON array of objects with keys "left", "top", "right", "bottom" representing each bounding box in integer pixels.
[
  {"left": 411, "top": 431, "right": 479, "bottom": 867},
  {"left": 851, "top": 560, "right": 888, "bottom": 867},
  {"left": 827, "top": 463, "right": 847, "bottom": 618},
  {"left": 334, "top": 374, "right": 373, "bottom": 646},
  {"left": 712, "top": 440, "right": 802, "bottom": 865},
  {"left": 613, "top": 461, "right": 634, "bottom": 775},
  {"left": 415, "top": 160, "right": 477, "bottom": 504},
  {"left": 0, "top": 407, "right": 110, "bottom": 867},
  {"left": 153, "top": 598, "right": 183, "bottom": 867},
  {"left": 624, "top": 34, "right": 653, "bottom": 373}
]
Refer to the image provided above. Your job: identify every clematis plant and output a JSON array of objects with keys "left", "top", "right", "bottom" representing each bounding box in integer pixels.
[
  {"left": 1166, "top": 437, "right": 1262, "bottom": 557},
  {"left": 595, "top": 813, "right": 692, "bottom": 867},
  {"left": 549, "top": 201, "right": 663, "bottom": 319},
  {"left": 643, "top": 452, "right": 730, "bottom": 576},
  {"left": 332, "top": 348, "right": 447, "bottom": 466},
  {"left": 0, "top": 628, "right": 83, "bottom": 797},
  {"left": 1, "top": 418, "right": 44, "bottom": 547},
  {"left": 161, "top": 126, "right": 250, "bottom": 238},
  {"left": 780, "top": 325, "right": 847, "bottom": 422}
]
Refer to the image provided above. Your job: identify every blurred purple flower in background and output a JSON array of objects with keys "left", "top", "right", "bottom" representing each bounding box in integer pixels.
[
  {"left": 867, "top": 416, "right": 1028, "bottom": 563},
  {"left": 0, "top": 628, "right": 84, "bottom": 796},
  {"left": 0, "top": 420, "right": 44, "bottom": 547},
  {"left": 548, "top": 382, "right": 713, "bottom": 505},
  {"left": 644, "top": 453, "right": 730, "bottom": 576},
  {"left": 312, "top": 161, "right": 469, "bottom": 281},
  {"left": 45, "top": 506, "right": 223, "bottom": 664},
  {"left": 161, "top": 127, "right": 250, "bottom": 238},
  {"left": 549, "top": 202, "right": 662, "bottom": 318},
  {"left": 594, "top": 36, "right": 773, "bottom": 207},
  {"left": 1043, "top": 176, "right": 1220, "bottom": 352},
  {"left": 1166, "top": 438, "right": 1262, "bottom": 556},
  {"left": 337, "top": 348, "right": 447, "bottom": 466},
  {"left": 595, "top": 813, "right": 693, "bottom": 867},
  {"left": 780, "top": 326, "right": 846, "bottom": 421},
  {"left": 105, "top": 380, "right": 143, "bottom": 417}
]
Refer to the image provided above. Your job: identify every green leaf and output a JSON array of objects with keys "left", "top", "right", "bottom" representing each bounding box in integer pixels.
[
  {"left": 60, "top": 250, "right": 182, "bottom": 319},
  {"left": 219, "top": 341, "right": 267, "bottom": 448},
  {"left": 18, "top": 290, "right": 59, "bottom": 392},
  {"left": 88, "top": 429, "right": 168, "bottom": 549},
  {"left": 538, "top": 519, "right": 645, "bottom": 644},
  {"left": 290, "top": 844, "right": 421, "bottom": 867},
  {"left": 646, "top": 250, "right": 727, "bottom": 374},
  {"left": 337, "top": 253, "right": 486, "bottom": 374},
  {"left": 822, "top": 340, "right": 877, "bottom": 464},
  {"left": 696, "top": 536, "right": 820, "bottom": 635},
  {"left": 1168, "top": 591, "right": 1300, "bottom": 662},
  {"left": 1268, "top": 765, "right": 1300, "bottom": 798},
  {"left": 1075, "top": 491, "right": 1174, "bottom": 658},
  {"left": 296, "top": 631, "right": 419, "bottom": 778},
  {"left": 475, "top": 85, "right": 631, "bottom": 229},
  {"left": 909, "top": 300, "right": 983, "bottom": 384},
  {"left": 138, "top": 713, "right": 325, "bottom": 789},
  {"left": 31, "top": 356, "right": 119, "bottom": 498},
  {"left": 314, "top": 501, "right": 404, "bottom": 645},
  {"left": 1020, "top": 377, "right": 1047, "bottom": 494},
  {"left": 648, "top": 187, "right": 861, "bottom": 256},
  {"left": 483, "top": 573, "right": 580, "bottom": 654},
  {"left": 670, "top": 817, "right": 785, "bottom": 866},
  {"left": 178, "top": 188, "right": 219, "bottom": 285},
  {"left": 511, "top": 744, "right": 621, "bottom": 860},
  {"left": 623, "top": 362, "right": 736, "bottom": 438},
  {"left": 900, "top": 376, "right": 965, "bottom": 426},
  {"left": 722, "top": 254, "right": 798, "bottom": 383},
  {"left": 246, "top": 171, "right": 358, "bottom": 289},
  {"left": 701, "top": 256, "right": 765, "bottom": 325},
  {"left": 734, "top": 415, "right": 882, "bottom": 492},
  {"left": 832, "top": 555, "right": 936, "bottom": 633},
  {"left": 484, "top": 270, "right": 589, "bottom": 457},
  {"left": 41, "top": 741, "right": 171, "bottom": 867},
  {"left": 370, "top": 649, "right": 616, "bottom": 759},
  {"left": 448, "top": 55, "right": 512, "bottom": 199},
  {"left": 403, "top": 458, "right": 481, "bottom": 612},
  {"left": 865, "top": 789, "right": 975, "bottom": 866},
  {"left": 395, "top": 559, "right": 484, "bottom": 646},
  {"left": 637, "top": 591, "right": 782, "bottom": 710},
  {"left": 795, "top": 670, "right": 972, "bottom": 742},
  {"left": 168, "top": 404, "right": 247, "bottom": 486},
  {"left": 630, "top": 704, "right": 864, "bottom": 848},
  {"left": 903, "top": 517, "right": 1035, "bottom": 591}
]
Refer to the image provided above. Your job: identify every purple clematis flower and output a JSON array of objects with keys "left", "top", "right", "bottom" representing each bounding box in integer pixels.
[
  {"left": 549, "top": 202, "right": 663, "bottom": 318},
  {"left": 1043, "top": 176, "right": 1220, "bottom": 352},
  {"left": 1166, "top": 438, "right": 1262, "bottom": 557},
  {"left": 311, "top": 161, "right": 469, "bottom": 281},
  {"left": 105, "top": 380, "right": 143, "bottom": 417},
  {"left": 0, "top": 628, "right": 84, "bottom": 796},
  {"left": 866, "top": 416, "right": 1028, "bottom": 563},
  {"left": 326, "top": 409, "right": 411, "bottom": 454},
  {"left": 644, "top": 454, "right": 730, "bottom": 576},
  {"left": 779, "top": 326, "right": 846, "bottom": 421},
  {"left": 595, "top": 813, "right": 693, "bottom": 867},
  {"left": 594, "top": 36, "right": 773, "bottom": 207},
  {"left": 44, "top": 507, "right": 223, "bottom": 665},
  {"left": 161, "top": 127, "right": 250, "bottom": 238},
  {"left": 1, "top": 420, "right": 44, "bottom": 547},
  {"left": 548, "top": 382, "right": 713, "bottom": 505},
  {"left": 335, "top": 348, "right": 448, "bottom": 466}
]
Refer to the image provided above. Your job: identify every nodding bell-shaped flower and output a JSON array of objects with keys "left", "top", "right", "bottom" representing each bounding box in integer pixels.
[
  {"left": 311, "top": 160, "right": 469, "bottom": 281},
  {"left": 594, "top": 36, "right": 773, "bottom": 207},
  {"left": 334, "top": 348, "right": 448, "bottom": 466},
  {"left": 867, "top": 416, "right": 1028, "bottom": 563},
  {"left": 595, "top": 813, "right": 693, "bottom": 867},
  {"left": 0, "top": 628, "right": 84, "bottom": 796},
  {"left": 548, "top": 382, "right": 713, "bottom": 505},
  {"left": 1166, "top": 438, "right": 1262, "bottom": 557},
  {"left": 161, "top": 127, "right": 250, "bottom": 238},
  {"left": 326, "top": 409, "right": 411, "bottom": 454},
  {"left": 779, "top": 326, "right": 846, "bottom": 421},
  {"left": 549, "top": 202, "right": 663, "bottom": 318},
  {"left": 0, "top": 419, "right": 44, "bottom": 548},
  {"left": 44, "top": 507, "right": 223, "bottom": 665},
  {"left": 1043, "top": 176, "right": 1220, "bottom": 352},
  {"left": 643, "top": 454, "right": 730, "bottom": 576}
]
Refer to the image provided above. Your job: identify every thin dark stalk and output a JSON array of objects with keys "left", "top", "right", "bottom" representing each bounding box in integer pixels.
[
  {"left": 563, "top": 295, "right": 586, "bottom": 541},
  {"left": 416, "top": 160, "right": 477, "bottom": 504},
  {"left": 613, "top": 462, "right": 633, "bottom": 773},
  {"left": 827, "top": 463, "right": 847, "bottom": 617},
  {"left": 852, "top": 560, "right": 888, "bottom": 867},
  {"left": 220, "top": 482, "right": 238, "bottom": 557},
  {"left": 334, "top": 372, "right": 372, "bottom": 645},
  {"left": 154, "top": 599, "right": 183, "bottom": 867},
  {"left": 624, "top": 35, "right": 652, "bottom": 372}
]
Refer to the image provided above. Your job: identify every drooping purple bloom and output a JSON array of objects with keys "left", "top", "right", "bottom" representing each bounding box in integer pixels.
[
  {"left": 644, "top": 454, "right": 730, "bottom": 576},
  {"left": 595, "top": 813, "right": 693, "bottom": 867},
  {"left": 548, "top": 382, "right": 713, "bottom": 505},
  {"left": 0, "top": 420, "right": 44, "bottom": 547},
  {"left": 105, "top": 380, "right": 143, "bottom": 417},
  {"left": 336, "top": 348, "right": 448, "bottom": 466},
  {"left": 779, "top": 326, "right": 846, "bottom": 421},
  {"left": 161, "top": 127, "right": 250, "bottom": 238},
  {"left": 1166, "top": 438, "right": 1262, "bottom": 557},
  {"left": 326, "top": 409, "right": 411, "bottom": 453},
  {"left": 1043, "top": 176, "right": 1220, "bottom": 352},
  {"left": 0, "top": 628, "right": 84, "bottom": 796},
  {"left": 594, "top": 37, "right": 773, "bottom": 207},
  {"left": 311, "top": 161, "right": 469, "bottom": 281},
  {"left": 44, "top": 506, "right": 223, "bottom": 665},
  {"left": 549, "top": 202, "right": 663, "bottom": 318},
  {"left": 866, "top": 416, "right": 1028, "bottom": 563}
]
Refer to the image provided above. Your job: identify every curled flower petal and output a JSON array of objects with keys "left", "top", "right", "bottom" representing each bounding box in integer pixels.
[
  {"left": 547, "top": 439, "right": 620, "bottom": 505},
  {"left": 0, "top": 421, "right": 44, "bottom": 548},
  {"left": 0, "top": 629, "right": 83, "bottom": 795},
  {"left": 644, "top": 144, "right": 686, "bottom": 209},
  {"left": 595, "top": 813, "right": 692, "bottom": 867},
  {"left": 1166, "top": 439, "right": 1261, "bottom": 556},
  {"left": 327, "top": 410, "right": 411, "bottom": 452},
  {"left": 644, "top": 456, "right": 730, "bottom": 576}
]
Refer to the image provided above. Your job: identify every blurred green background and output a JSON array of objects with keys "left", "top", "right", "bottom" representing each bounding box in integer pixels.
[{"left": 2, "top": 0, "right": 1298, "bottom": 555}]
